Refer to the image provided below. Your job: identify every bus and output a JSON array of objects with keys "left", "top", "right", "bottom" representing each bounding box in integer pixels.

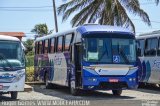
[
  {"left": 136, "top": 30, "right": 160, "bottom": 86},
  {"left": 34, "top": 25, "right": 138, "bottom": 96},
  {"left": 0, "top": 35, "right": 25, "bottom": 99}
]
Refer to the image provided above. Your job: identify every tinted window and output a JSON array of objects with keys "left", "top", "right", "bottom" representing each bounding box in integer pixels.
[
  {"left": 50, "top": 38, "right": 55, "bottom": 53},
  {"left": 44, "top": 40, "right": 48, "bottom": 53},
  {"left": 157, "top": 38, "right": 160, "bottom": 56},
  {"left": 39, "top": 41, "right": 42, "bottom": 54},
  {"left": 137, "top": 39, "right": 145, "bottom": 56},
  {"left": 57, "top": 36, "right": 63, "bottom": 52},
  {"left": 145, "top": 38, "right": 158, "bottom": 56},
  {"left": 65, "top": 34, "right": 73, "bottom": 51}
]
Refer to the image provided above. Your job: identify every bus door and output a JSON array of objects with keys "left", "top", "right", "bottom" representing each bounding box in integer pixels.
[{"left": 74, "top": 43, "right": 82, "bottom": 87}]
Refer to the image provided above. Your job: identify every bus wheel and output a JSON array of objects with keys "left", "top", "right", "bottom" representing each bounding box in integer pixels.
[
  {"left": 45, "top": 72, "right": 52, "bottom": 89},
  {"left": 11, "top": 92, "right": 18, "bottom": 99},
  {"left": 112, "top": 90, "right": 122, "bottom": 96},
  {"left": 70, "top": 80, "right": 78, "bottom": 96}
]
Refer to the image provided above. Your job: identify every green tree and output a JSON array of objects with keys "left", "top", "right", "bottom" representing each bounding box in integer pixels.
[
  {"left": 58, "top": 0, "right": 159, "bottom": 32},
  {"left": 31, "top": 23, "right": 53, "bottom": 37},
  {"left": 23, "top": 39, "right": 34, "bottom": 55}
]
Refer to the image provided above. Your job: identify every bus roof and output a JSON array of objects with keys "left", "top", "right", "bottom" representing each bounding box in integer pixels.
[
  {"left": 35, "top": 25, "right": 133, "bottom": 42},
  {"left": 0, "top": 35, "right": 20, "bottom": 41},
  {"left": 77, "top": 25, "right": 133, "bottom": 35},
  {"left": 136, "top": 30, "right": 160, "bottom": 39}
]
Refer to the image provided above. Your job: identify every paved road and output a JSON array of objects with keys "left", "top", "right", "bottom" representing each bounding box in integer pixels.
[{"left": 0, "top": 85, "right": 160, "bottom": 106}]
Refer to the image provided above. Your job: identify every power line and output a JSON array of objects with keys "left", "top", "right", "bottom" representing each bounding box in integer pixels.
[
  {"left": 0, "top": 6, "right": 52, "bottom": 9},
  {"left": 132, "top": 19, "right": 160, "bottom": 24},
  {"left": 0, "top": 1, "right": 156, "bottom": 9},
  {"left": 141, "top": 2, "right": 156, "bottom": 5},
  {"left": 0, "top": 9, "right": 52, "bottom": 12}
]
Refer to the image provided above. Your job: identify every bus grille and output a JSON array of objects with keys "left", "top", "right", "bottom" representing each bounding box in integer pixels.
[{"left": 99, "top": 82, "right": 128, "bottom": 89}]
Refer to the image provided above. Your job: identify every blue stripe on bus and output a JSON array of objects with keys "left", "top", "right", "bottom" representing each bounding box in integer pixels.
[
  {"left": 145, "top": 61, "right": 151, "bottom": 82},
  {"left": 142, "top": 61, "right": 146, "bottom": 81}
]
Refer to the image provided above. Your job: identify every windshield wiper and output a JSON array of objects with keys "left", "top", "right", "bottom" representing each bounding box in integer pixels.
[
  {"left": 119, "top": 48, "right": 129, "bottom": 64},
  {"left": 0, "top": 54, "right": 13, "bottom": 70}
]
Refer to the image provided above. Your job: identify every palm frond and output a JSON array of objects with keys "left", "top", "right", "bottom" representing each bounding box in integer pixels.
[
  {"left": 62, "top": 0, "right": 93, "bottom": 21},
  {"left": 121, "top": 0, "right": 151, "bottom": 26},
  {"left": 58, "top": 0, "right": 81, "bottom": 15},
  {"left": 155, "top": 0, "right": 159, "bottom": 5}
]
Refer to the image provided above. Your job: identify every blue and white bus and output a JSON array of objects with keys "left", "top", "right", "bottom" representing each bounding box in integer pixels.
[
  {"left": 136, "top": 30, "right": 160, "bottom": 86},
  {"left": 34, "top": 25, "right": 138, "bottom": 96},
  {"left": 0, "top": 35, "right": 25, "bottom": 99}
]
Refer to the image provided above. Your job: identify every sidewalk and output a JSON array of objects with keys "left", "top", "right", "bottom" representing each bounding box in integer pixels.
[{"left": 24, "top": 84, "right": 33, "bottom": 92}]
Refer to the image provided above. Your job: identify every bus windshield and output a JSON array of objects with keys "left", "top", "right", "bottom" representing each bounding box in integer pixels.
[
  {"left": 0, "top": 41, "right": 25, "bottom": 69},
  {"left": 83, "top": 37, "right": 136, "bottom": 64}
]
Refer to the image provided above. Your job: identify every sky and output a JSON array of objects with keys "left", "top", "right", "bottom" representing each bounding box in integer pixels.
[{"left": 0, "top": 0, "right": 159, "bottom": 41}]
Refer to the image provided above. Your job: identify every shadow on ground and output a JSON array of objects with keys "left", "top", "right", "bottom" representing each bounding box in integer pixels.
[
  {"left": 0, "top": 95, "right": 19, "bottom": 101},
  {"left": 137, "top": 83, "right": 160, "bottom": 94},
  {"left": 33, "top": 84, "right": 135, "bottom": 100}
]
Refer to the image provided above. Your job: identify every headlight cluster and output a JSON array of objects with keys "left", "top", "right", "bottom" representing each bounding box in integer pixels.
[{"left": 12, "top": 70, "right": 25, "bottom": 83}]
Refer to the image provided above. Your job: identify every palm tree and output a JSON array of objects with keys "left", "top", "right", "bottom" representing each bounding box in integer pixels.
[
  {"left": 31, "top": 23, "right": 53, "bottom": 37},
  {"left": 58, "top": 0, "right": 159, "bottom": 32}
]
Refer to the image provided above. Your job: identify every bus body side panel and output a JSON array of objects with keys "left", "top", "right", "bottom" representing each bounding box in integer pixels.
[
  {"left": 138, "top": 56, "right": 160, "bottom": 84},
  {"left": 47, "top": 52, "right": 73, "bottom": 86},
  {"left": 34, "top": 54, "right": 49, "bottom": 82}
]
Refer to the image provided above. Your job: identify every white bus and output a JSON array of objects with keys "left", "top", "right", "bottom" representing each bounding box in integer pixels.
[
  {"left": 136, "top": 30, "right": 160, "bottom": 86},
  {"left": 0, "top": 35, "right": 25, "bottom": 99}
]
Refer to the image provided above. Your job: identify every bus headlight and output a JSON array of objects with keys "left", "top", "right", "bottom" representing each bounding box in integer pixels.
[
  {"left": 129, "top": 78, "right": 136, "bottom": 82},
  {"left": 88, "top": 78, "right": 97, "bottom": 82},
  {"left": 12, "top": 70, "right": 25, "bottom": 83}
]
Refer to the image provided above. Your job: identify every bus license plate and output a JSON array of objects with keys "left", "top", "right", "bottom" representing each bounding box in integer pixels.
[
  {"left": 0, "top": 85, "right": 3, "bottom": 90},
  {"left": 109, "top": 79, "right": 119, "bottom": 82}
]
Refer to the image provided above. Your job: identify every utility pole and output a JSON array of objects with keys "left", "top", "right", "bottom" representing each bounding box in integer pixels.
[{"left": 52, "top": 0, "right": 58, "bottom": 32}]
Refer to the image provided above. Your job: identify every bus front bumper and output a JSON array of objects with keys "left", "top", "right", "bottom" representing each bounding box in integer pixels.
[
  {"left": 0, "top": 76, "right": 25, "bottom": 93},
  {"left": 82, "top": 76, "right": 138, "bottom": 90}
]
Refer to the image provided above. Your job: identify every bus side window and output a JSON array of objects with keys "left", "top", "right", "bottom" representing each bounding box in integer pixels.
[
  {"left": 57, "top": 36, "right": 63, "bottom": 52},
  {"left": 44, "top": 39, "right": 48, "bottom": 54},
  {"left": 50, "top": 38, "right": 55, "bottom": 53},
  {"left": 64, "top": 33, "right": 74, "bottom": 51},
  {"left": 39, "top": 41, "right": 42, "bottom": 54},
  {"left": 145, "top": 38, "right": 158, "bottom": 56},
  {"left": 42, "top": 40, "right": 45, "bottom": 54},
  {"left": 137, "top": 39, "right": 145, "bottom": 57},
  {"left": 48, "top": 39, "right": 51, "bottom": 53},
  {"left": 157, "top": 38, "right": 160, "bottom": 56}
]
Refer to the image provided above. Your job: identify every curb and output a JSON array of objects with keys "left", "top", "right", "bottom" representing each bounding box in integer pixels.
[
  {"left": 24, "top": 84, "right": 33, "bottom": 92},
  {"left": 25, "top": 82, "right": 45, "bottom": 86}
]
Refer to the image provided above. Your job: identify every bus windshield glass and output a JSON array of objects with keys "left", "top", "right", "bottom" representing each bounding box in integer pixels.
[
  {"left": 0, "top": 41, "right": 25, "bottom": 69},
  {"left": 83, "top": 37, "right": 136, "bottom": 64}
]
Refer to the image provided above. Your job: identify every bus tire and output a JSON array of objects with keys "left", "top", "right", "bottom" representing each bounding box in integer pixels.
[
  {"left": 69, "top": 80, "right": 79, "bottom": 96},
  {"left": 11, "top": 92, "right": 18, "bottom": 99},
  {"left": 112, "top": 90, "right": 122, "bottom": 96}
]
